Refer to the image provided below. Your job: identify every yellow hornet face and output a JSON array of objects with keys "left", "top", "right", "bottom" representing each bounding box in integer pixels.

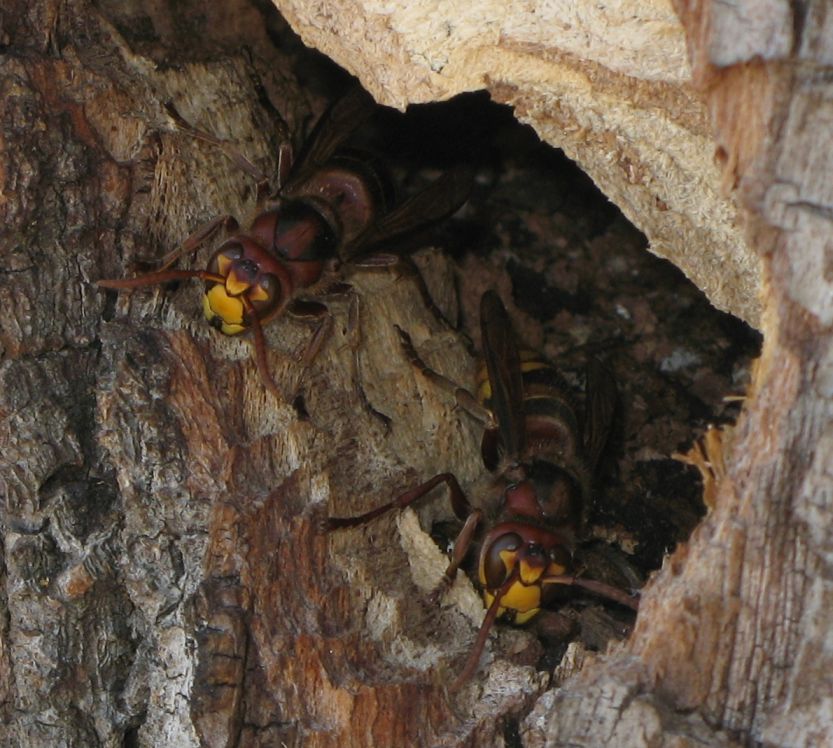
[
  {"left": 203, "top": 284, "right": 246, "bottom": 335},
  {"left": 480, "top": 530, "right": 570, "bottom": 624},
  {"left": 203, "top": 242, "right": 282, "bottom": 335}
]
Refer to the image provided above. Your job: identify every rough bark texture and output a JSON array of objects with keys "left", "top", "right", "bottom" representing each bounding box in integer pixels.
[
  {"left": 272, "top": 0, "right": 763, "bottom": 329},
  {"left": 0, "top": 2, "right": 515, "bottom": 745},
  {"left": 520, "top": 4, "right": 833, "bottom": 747},
  {"left": 1, "top": 1, "right": 828, "bottom": 747}
]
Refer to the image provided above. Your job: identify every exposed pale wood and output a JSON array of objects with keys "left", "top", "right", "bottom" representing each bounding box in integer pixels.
[
  {"left": 272, "top": 0, "right": 763, "bottom": 328},
  {"left": 520, "top": 4, "right": 833, "bottom": 748}
]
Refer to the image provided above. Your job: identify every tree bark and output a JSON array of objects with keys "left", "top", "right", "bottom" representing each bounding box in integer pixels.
[
  {"left": 3, "top": 1, "right": 827, "bottom": 747},
  {"left": 520, "top": 5, "right": 833, "bottom": 748},
  {"left": 1, "top": 2, "right": 496, "bottom": 744}
]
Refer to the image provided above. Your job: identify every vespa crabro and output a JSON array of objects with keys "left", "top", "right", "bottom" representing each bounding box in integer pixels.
[
  {"left": 98, "top": 88, "right": 472, "bottom": 415},
  {"left": 324, "top": 290, "right": 639, "bottom": 689}
]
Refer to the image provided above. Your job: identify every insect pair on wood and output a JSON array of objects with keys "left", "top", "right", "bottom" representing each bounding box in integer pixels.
[
  {"left": 324, "top": 290, "right": 640, "bottom": 689},
  {"left": 98, "top": 88, "right": 472, "bottom": 420},
  {"left": 99, "top": 87, "right": 638, "bottom": 689}
]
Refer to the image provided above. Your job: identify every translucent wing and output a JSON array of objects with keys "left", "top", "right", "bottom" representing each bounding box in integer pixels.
[
  {"left": 583, "top": 358, "right": 617, "bottom": 469},
  {"left": 341, "top": 164, "right": 473, "bottom": 260},
  {"left": 480, "top": 290, "right": 525, "bottom": 463},
  {"left": 281, "top": 87, "right": 377, "bottom": 194}
]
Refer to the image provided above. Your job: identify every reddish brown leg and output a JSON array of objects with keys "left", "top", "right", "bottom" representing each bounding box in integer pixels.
[
  {"left": 346, "top": 255, "right": 455, "bottom": 329},
  {"left": 97, "top": 269, "right": 225, "bottom": 290},
  {"left": 428, "top": 509, "right": 482, "bottom": 604},
  {"left": 285, "top": 300, "right": 333, "bottom": 408},
  {"left": 100, "top": 214, "right": 235, "bottom": 287},
  {"left": 346, "top": 293, "right": 391, "bottom": 429},
  {"left": 242, "top": 297, "right": 284, "bottom": 401},
  {"left": 322, "top": 472, "right": 469, "bottom": 531},
  {"left": 396, "top": 256, "right": 458, "bottom": 329},
  {"left": 541, "top": 574, "right": 640, "bottom": 611},
  {"left": 164, "top": 101, "right": 268, "bottom": 183},
  {"left": 289, "top": 293, "right": 390, "bottom": 427},
  {"left": 156, "top": 214, "right": 237, "bottom": 272},
  {"left": 395, "top": 326, "right": 495, "bottom": 428},
  {"left": 449, "top": 566, "right": 521, "bottom": 692},
  {"left": 347, "top": 253, "right": 399, "bottom": 270},
  {"left": 295, "top": 306, "right": 333, "bottom": 375}
]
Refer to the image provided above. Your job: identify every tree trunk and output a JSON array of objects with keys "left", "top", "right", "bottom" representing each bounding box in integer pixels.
[{"left": 2, "top": 1, "right": 828, "bottom": 747}]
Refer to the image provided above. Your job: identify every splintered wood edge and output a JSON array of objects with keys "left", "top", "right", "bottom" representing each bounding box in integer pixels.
[{"left": 271, "top": 0, "right": 762, "bottom": 329}]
